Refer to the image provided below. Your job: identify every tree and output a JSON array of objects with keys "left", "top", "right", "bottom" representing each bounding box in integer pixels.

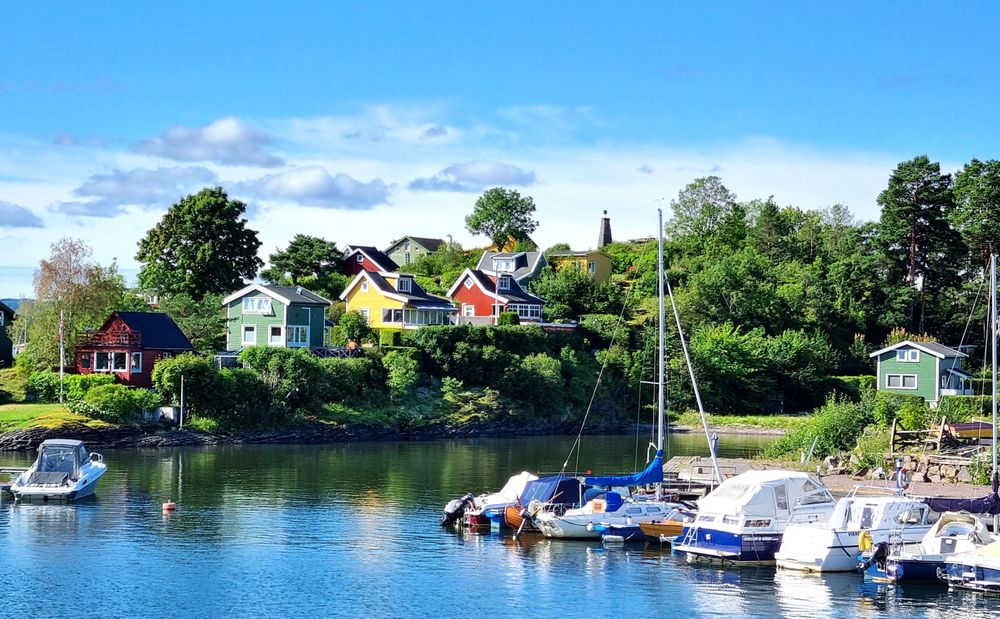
[
  {"left": 530, "top": 266, "right": 625, "bottom": 321},
  {"left": 261, "top": 234, "right": 342, "bottom": 285},
  {"left": 136, "top": 187, "right": 262, "bottom": 299},
  {"left": 465, "top": 187, "right": 538, "bottom": 248},
  {"left": 19, "top": 238, "right": 136, "bottom": 369},
  {"left": 339, "top": 310, "right": 374, "bottom": 345},
  {"left": 952, "top": 159, "right": 1000, "bottom": 267},
  {"left": 668, "top": 176, "right": 738, "bottom": 238},
  {"left": 156, "top": 293, "right": 226, "bottom": 352},
  {"left": 875, "top": 156, "right": 964, "bottom": 332}
]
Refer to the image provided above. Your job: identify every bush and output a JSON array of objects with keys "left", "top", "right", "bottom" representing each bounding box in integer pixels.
[
  {"left": 382, "top": 349, "right": 419, "bottom": 399},
  {"left": 151, "top": 354, "right": 221, "bottom": 414},
  {"left": 938, "top": 395, "right": 991, "bottom": 423},
  {"left": 579, "top": 314, "right": 624, "bottom": 348},
  {"left": 76, "top": 384, "right": 162, "bottom": 422},
  {"left": 896, "top": 397, "right": 932, "bottom": 430},
  {"left": 65, "top": 374, "right": 116, "bottom": 402},
  {"left": 497, "top": 311, "right": 520, "bottom": 326},
  {"left": 849, "top": 426, "right": 890, "bottom": 474},
  {"left": 379, "top": 329, "right": 402, "bottom": 347},
  {"left": 26, "top": 371, "right": 61, "bottom": 402},
  {"left": 327, "top": 326, "right": 346, "bottom": 347},
  {"left": 321, "top": 357, "right": 382, "bottom": 402},
  {"left": 0, "top": 387, "right": 11, "bottom": 404},
  {"left": 872, "top": 392, "right": 925, "bottom": 428},
  {"left": 827, "top": 375, "right": 876, "bottom": 401},
  {"left": 239, "top": 347, "right": 329, "bottom": 413},
  {"left": 340, "top": 310, "right": 374, "bottom": 344},
  {"left": 505, "top": 353, "right": 564, "bottom": 414},
  {"left": 764, "top": 394, "right": 874, "bottom": 460},
  {"left": 217, "top": 368, "right": 276, "bottom": 427}
]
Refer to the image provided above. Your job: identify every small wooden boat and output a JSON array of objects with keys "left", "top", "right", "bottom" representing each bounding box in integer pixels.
[{"left": 639, "top": 518, "right": 687, "bottom": 543}]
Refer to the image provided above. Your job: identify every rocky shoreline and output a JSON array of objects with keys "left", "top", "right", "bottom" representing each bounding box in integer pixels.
[{"left": 0, "top": 418, "right": 623, "bottom": 452}]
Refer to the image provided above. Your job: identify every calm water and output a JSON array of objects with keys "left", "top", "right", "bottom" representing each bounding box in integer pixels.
[{"left": 1, "top": 434, "right": 998, "bottom": 618}]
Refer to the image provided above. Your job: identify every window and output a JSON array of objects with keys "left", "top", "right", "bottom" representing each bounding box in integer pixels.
[
  {"left": 80, "top": 353, "right": 91, "bottom": 369},
  {"left": 462, "top": 304, "right": 474, "bottom": 317},
  {"left": 162, "top": 352, "right": 173, "bottom": 360},
  {"left": 112, "top": 352, "right": 127, "bottom": 371},
  {"left": 287, "top": 326, "right": 308, "bottom": 344},
  {"left": 269, "top": 326, "right": 283, "bottom": 345},
  {"left": 896, "top": 349, "right": 919, "bottom": 362},
  {"left": 588, "top": 261, "right": 596, "bottom": 274},
  {"left": 242, "top": 297, "right": 273, "bottom": 315},
  {"left": 360, "top": 281, "right": 369, "bottom": 292},
  {"left": 404, "top": 253, "right": 411, "bottom": 265},
  {"left": 382, "top": 309, "right": 403, "bottom": 323},
  {"left": 860, "top": 506, "right": 875, "bottom": 529},
  {"left": 494, "top": 258, "right": 514, "bottom": 272},
  {"left": 130, "top": 352, "right": 142, "bottom": 373},
  {"left": 359, "top": 308, "right": 370, "bottom": 324},
  {"left": 356, "top": 254, "right": 364, "bottom": 262},
  {"left": 886, "top": 374, "right": 917, "bottom": 389},
  {"left": 0, "top": 312, "right": 4, "bottom": 326},
  {"left": 775, "top": 485, "right": 788, "bottom": 511},
  {"left": 464, "top": 278, "right": 473, "bottom": 289},
  {"left": 95, "top": 352, "right": 109, "bottom": 371},
  {"left": 498, "top": 276, "right": 511, "bottom": 291},
  {"left": 398, "top": 277, "right": 412, "bottom": 293},
  {"left": 242, "top": 325, "right": 257, "bottom": 345}
]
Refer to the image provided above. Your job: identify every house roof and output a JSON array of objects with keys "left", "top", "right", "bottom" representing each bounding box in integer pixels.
[
  {"left": 548, "top": 250, "right": 611, "bottom": 259},
  {"left": 222, "top": 283, "right": 332, "bottom": 306},
  {"left": 387, "top": 236, "right": 445, "bottom": 253},
  {"left": 340, "top": 271, "right": 456, "bottom": 310},
  {"left": 110, "top": 311, "right": 194, "bottom": 350},
  {"left": 345, "top": 245, "right": 399, "bottom": 273},
  {"left": 475, "top": 251, "right": 546, "bottom": 282},
  {"left": 869, "top": 340, "right": 968, "bottom": 359},
  {"left": 0, "top": 299, "right": 14, "bottom": 317},
  {"left": 446, "top": 268, "right": 544, "bottom": 305}
]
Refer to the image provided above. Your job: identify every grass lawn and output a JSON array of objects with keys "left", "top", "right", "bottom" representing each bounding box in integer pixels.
[
  {"left": 0, "top": 403, "right": 114, "bottom": 432},
  {"left": 675, "top": 410, "right": 810, "bottom": 430}
]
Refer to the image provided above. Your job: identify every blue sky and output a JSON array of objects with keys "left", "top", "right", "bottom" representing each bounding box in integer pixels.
[{"left": 2, "top": 2, "right": 999, "bottom": 295}]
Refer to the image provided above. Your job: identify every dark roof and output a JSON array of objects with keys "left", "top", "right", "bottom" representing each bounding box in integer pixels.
[
  {"left": 466, "top": 269, "right": 543, "bottom": 305},
  {"left": 918, "top": 342, "right": 967, "bottom": 358},
  {"left": 259, "top": 284, "right": 330, "bottom": 305},
  {"left": 114, "top": 312, "right": 194, "bottom": 351},
  {"left": 349, "top": 246, "right": 399, "bottom": 272},
  {"left": 367, "top": 272, "right": 455, "bottom": 310},
  {"left": 0, "top": 299, "right": 14, "bottom": 317},
  {"left": 407, "top": 236, "right": 446, "bottom": 252},
  {"left": 476, "top": 251, "right": 546, "bottom": 281}
]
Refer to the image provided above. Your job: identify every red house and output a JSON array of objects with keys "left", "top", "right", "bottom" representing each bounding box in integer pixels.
[
  {"left": 75, "top": 312, "right": 194, "bottom": 388},
  {"left": 447, "top": 268, "right": 545, "bottom": 324},
  {"left": 343, "top": 245, "right": 399, "bottom": 276}
]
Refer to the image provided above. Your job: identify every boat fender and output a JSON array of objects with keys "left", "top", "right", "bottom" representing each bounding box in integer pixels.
[
  {"left": 858, "top": 529, "right": 873, "bottom": 553},
  {"left": 895, "top": 469, "right": 911, "bottom": 492}
]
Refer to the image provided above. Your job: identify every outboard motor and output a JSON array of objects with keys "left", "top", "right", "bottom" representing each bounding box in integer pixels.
[
  {"left": 441, "top": 493, "right": 475, "bottom": 526},
  {"left": 858, "top": 541, "right": 890, "bottom": 572}
]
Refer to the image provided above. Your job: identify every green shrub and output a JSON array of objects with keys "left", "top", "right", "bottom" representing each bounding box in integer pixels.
[
  {"left": 970, "top": 451, "right": 994, "bottom": 486},
  {"left": 382, "top": 349, "right": 419, "bottom": 399},
  {"left": 872, "top": 392, "right": 925, "bottom": 428},
  {"left": 937, "top": 395, "right": 991, "bottom": 423},
  {"left": 65, "top": 373, "right": 116, "bottom": 402},
  {"left": 497, "top": 311, "right": 520, "bottom": 326},
  {"left": 896, "top": 397, "right": 932, "bottom": 430},
  {"left": 239, "top": 347, "right": 329, "bottom": 413},
  {"left": 321, "top": 357, "right": 382, "bottom": 402},
  {"left": 579, "top": 314, "right": 625, "bottom": 348},
  {"left": 26, "top": 371, "right": 61, "bottom": 402},
  {"left": 78, "top": 384, "right": 162, "bottom": 422},
  {"left": 340, "top": 310, "right": 374, "bottom": 344},
  {"left": 764, "top": 394, "right": 874, "bottom": 460},
  {"left": 505, "top": 353, "right": 564, "bottom": 414},
  {"left": 151, "top": 354, "right": 221, "bottom": 414},
  {"left": 849, "top": 426, "right": 890, "bottom": 474},
  {"left": 827, "top": 375, "right": 876, "bottom": 401},
  {"left": 217, "top": 368, "right": 276, "bottom": 427},
  {"left": 379, "top": 329, "right": 402, "bottom": 347},
  {"left": 327, "top": 326, "right": 346, "bottom": 347}
]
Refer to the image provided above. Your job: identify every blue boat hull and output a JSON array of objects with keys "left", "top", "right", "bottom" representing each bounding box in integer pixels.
[
  {"left": 864, "top": 558, "right": 946, "bottom": 583},
  {"left": 677, "top": 527, "right": 784, "bottom": 564},
  {"left": 944, "top": 562, "right": 1000, "bottom": 592}
]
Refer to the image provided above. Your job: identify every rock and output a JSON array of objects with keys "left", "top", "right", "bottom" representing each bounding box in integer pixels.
[{"left": 958, "top": 466, "right": 972, "bottom": 483}]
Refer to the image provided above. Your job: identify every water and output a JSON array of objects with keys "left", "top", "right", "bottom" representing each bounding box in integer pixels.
[{"left": 1, "top": 434, "right": 997, "bottom": 618}]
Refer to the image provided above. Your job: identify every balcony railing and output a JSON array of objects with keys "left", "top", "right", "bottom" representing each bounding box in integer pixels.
[
  {"left": 940, "top": 388, "right": 975, "bottom": 397},
  {"left": 81, "top": 330, "right": 141, "bottom": 348}
]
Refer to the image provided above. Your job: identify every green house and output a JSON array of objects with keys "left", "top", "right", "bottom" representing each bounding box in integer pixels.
[
  {"left": 384, "top": 236, "right": 445, "bottom": 267},
  {"left": 0, "top": 300, "right": 14, "bottom": 367},
  {"left": 222, "top": 284, "right": 331, "bottom": 351},
  {"left": 869, "top": 340, "right": 973, "bottom": 405}
]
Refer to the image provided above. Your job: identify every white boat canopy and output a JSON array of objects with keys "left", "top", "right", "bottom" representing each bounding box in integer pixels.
[
  {"left": 477, "top": 471, "right": 538, "bottom": 508},
  {"left": 697, "top": 470, "right": 834, "bottom": 519}
]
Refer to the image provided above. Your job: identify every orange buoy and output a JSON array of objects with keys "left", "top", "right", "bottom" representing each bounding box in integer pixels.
[{"left": 162, "top": 500, "right": 177, "bottom": 512}]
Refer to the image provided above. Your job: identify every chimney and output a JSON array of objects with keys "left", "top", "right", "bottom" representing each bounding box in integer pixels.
[{"left": 598, "top": 210, "right": 612, "bottom": 248}]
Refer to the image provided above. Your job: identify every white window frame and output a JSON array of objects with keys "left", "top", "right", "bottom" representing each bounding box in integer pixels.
[
  {"left": 242, "top": 297, "right": 272, "bottom": 315},
  {"left": 242, "top": 324, "right": 257, "bottom": 346},
  {"left": 398, "top": 277, "right": 412, "bottom": 293},
  {"left": 269, "top": 325, "right": 284, "bottom": 346},
  {"left": 359, "top": 308, "right": 370, "bottom": 324},
  {"left": 463, "top": 278, "right": 473, "bottom": 289},
  {"left": 886, "top": 374, "right": 918, "bottom": 390},
  {"left": 112, "top": 352, "right": 127, "bottom": 372},
  {"left": 360, "top": 281, "right": 369, "bottom": 292},
  {"left": 498, "top": 276, "right": 511, "bottom": 291},
  {"left": 588, "top": 260, "right": 596, "bottom": 274},
  {"left": 130, "top": 352, "right": 142, "bottom": 373},
  {"left": 462, "top": 304, "right": 474, "bottom": 317},
  {"left": 287, "top": 325, "right": 308, "bottom": 346},
  {"left": 356, "top": 254, "right": 364, "bottom": 263},
  {"left": 896, "top": 349, "right": 919, "bottom": 362}
]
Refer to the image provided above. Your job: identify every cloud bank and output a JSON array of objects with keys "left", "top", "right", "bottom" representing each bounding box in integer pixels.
[
  {"left": 409, "top": 160, "right": 536, "bottom": 192},
  {"left": 52, "top": 166, "right": 217, "bottom": 218},
  {"left": 241, "top": 167, "right": 390, "bottom": 210},
  {"left": 134, "top": 117, "right": 284, "bottom": 167},
  {"left": 0, "top": 201, "right": 44, "bottom": 228}
]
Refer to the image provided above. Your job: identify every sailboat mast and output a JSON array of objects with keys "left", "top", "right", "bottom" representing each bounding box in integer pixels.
[
  {"left": 657, "top": 209, "right": 665, "bottom": 454},
  {"left": 991, "top": 253, "right": 997, "bottom": 483}
]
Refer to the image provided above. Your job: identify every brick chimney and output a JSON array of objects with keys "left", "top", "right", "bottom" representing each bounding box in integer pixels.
[{"left": 598, "top": 210, "right": 612, "bottom": 248}]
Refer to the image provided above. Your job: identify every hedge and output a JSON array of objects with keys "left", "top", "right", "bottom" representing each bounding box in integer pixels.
[
  {"left": 827, "top": 375, "right": 876, "bottom": 401},
  {"left": 937, "top": 395, "right": 992, "bottom": 423},
  {"left": 69, "top": 384, "right": 163, "bottom": 423},
  {"left": 27, "top": 372, "right": 116, "bottom": 403},
  {"left": 379, "top": 329, "right": 402, "bottom": 347}
]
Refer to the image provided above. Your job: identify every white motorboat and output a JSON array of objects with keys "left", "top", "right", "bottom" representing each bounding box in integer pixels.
[
  {"left": 674, "top": 470, "right": 837, "bottom": 565},
  {"left": 775, "top": 490, "right": 936, "bottom": 572},
  {"left": 11, "top": 439, "right": 107, "bottom": 501},
  {"left": 535, "top": 492, "right": 686, "bottom": 539}
]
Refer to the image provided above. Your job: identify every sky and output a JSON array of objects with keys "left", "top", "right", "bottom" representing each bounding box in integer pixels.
[{"left": 2, "top": 1, "right": 999, "bottom": 296}]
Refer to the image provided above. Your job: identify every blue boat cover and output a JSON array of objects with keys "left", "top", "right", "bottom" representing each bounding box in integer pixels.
[
  {"left": 923, "top": 472, "right": 1000, "bottom": 515},
  {"left": 519, "top": 476, "right": 584, "bottom": 506},
  {"left": 582, "top": 450, "right": 664, "bottom": 488}
]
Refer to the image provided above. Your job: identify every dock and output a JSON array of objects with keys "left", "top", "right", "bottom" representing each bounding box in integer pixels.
[{"left": 1, "top": 467, "right": 26, "bottom": 495}]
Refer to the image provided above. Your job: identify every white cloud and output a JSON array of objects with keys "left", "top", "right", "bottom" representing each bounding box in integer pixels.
[
  {"left": 240, "top": 166, "right": 390, "bottom": 210},
  {"left": 409, "top": 160, "right": 536, "bottom": 193},
  {"left": 0, "top": 201, "right": 44, "bottom": 228},
  {"left": 134, "top": 117, "right": 284, "bottom": 167},
  {"left": 51, "top": 166, "right": 218, "bottom": 218}
]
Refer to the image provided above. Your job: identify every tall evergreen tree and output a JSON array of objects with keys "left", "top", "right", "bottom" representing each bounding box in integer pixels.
[{"left": 952, "top": 158, "right": 1000, "bottom": 268}]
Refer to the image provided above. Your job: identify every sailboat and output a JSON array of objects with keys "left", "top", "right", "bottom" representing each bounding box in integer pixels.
[{"left": 534, "top": 210, "right": 687, "bottom": 540}]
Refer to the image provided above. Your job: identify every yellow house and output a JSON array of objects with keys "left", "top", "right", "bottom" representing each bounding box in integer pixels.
[
  {"left": 339, "top": 271, "right": 457, "bottom": 329},
  {"left": 548, "top": 250, "right": 613, "bottom": 282}
]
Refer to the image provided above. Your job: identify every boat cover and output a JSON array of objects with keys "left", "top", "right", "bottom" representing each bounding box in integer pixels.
[
  {"left": 923, "top": 473, "right": 1000, "bottom": 515},
  {"left": 582, "top": 450, "right": 664, "bottom": 488},
  {"left": 26, "top": 471, "right": 69, "bottom": 486},
  {"left": 520, "top": 476, "right": 584, "bottom": 506},
  {"left": 477, "top": 471, "right": 538, "bottom": 508}
]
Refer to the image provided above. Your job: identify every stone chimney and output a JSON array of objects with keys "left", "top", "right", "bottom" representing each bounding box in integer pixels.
[{"left": 598, "top": 210, "right": 612, "bottom": 248}]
